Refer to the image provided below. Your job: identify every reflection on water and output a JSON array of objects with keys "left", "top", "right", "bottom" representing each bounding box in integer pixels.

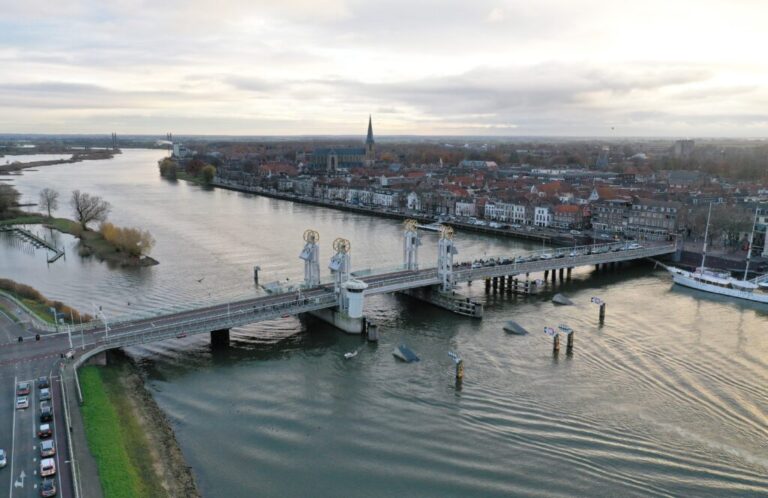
[{"left": 3, "top": 150, "right": 767, "bottom": 497}]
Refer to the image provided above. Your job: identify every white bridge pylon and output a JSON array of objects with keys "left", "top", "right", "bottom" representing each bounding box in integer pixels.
[
  {"left": 437, "top": 225, "right": 458, "bottom": 292},
  {"left": 300, "top": 229, "right": 321, "bottom": 287},
  {"left": 329, "top": 237, "right": 351, "bottom": 293},
  {"left": 403, "top": 219, "right": 421, "bottom": 271}
]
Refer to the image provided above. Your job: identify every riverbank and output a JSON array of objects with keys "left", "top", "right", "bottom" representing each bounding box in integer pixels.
[
  {"left": 1, "top": 216, "right": 158, "bottom": 267},
  {"left": 0, "top": 277, "right": 91, "bottom": 325},
  {"left": 0, "top": 150, "right": 117, "bottom": 173},
  {"left": 79, "top": 351, "right": 200, "bottom": 498},
  {"left": 209, "top": 179, "right": 578, "bottom": 245}
]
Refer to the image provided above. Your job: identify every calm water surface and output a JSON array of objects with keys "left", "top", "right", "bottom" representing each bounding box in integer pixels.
[{"left": 2, "top": 150, "right": 767, "bottom": 497}]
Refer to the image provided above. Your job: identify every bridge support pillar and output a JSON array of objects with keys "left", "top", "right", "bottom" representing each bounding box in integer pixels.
[
  {"left": 492, "top": 277, "right": 498, "bottom": 292},
  {"left": 567, "top": 267, "right": 572, "bottom": 279},
  {"left": 595, "top": 264, "right": 600, "bottom": 271},
  {"left": 308, "top": 308, "right": 365, "bottom": 334},
  {"left": 544, "top": 270, "right": 549, "bottom": 280},
  {"left": 484, "top": 278, "right": 490, "bottom": 292},
  {"left": 550, "top": 270, "right": 556, "bottom": 283},
  {"left": 499, "top": 276, "right": 505, "bottom": 291},
  {"left": 211, "top": 328, "right": 230, "bottom": 347},
  {"left": 559, "top": 268, "right": 564, "bottom": 281},
  {"left": 400, "top": 286, "right": 483, "bottom": 318}
]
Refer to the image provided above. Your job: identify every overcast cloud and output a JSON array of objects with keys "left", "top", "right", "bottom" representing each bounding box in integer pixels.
[{"left": 0, "top": 0, "right": 766, "bottom": 136}]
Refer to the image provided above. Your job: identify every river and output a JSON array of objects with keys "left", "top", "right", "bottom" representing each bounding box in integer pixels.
[{"left": 2, "top": 149, "right": 767, "bottom": 497}]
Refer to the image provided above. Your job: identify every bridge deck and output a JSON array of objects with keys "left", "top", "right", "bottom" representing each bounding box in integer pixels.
[{"left": 69, "top": 241, "right": 676, "bottom": 351}]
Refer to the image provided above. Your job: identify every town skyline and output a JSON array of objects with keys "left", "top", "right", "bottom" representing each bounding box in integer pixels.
[{"left": 1, "top": 0, "right": 767, "bottom": 137}]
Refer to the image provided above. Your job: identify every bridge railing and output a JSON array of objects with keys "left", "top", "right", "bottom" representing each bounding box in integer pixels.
[
  {"left": 454, "top": 243, "right": 676, "bottom": 281},
  {"left": 87, "top": 292, "right": 340, "bottom": 349}
]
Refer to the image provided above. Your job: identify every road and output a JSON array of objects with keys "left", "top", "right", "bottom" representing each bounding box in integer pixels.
[{"left": 0, "top": 308, "right": 72, "bottom": 498}]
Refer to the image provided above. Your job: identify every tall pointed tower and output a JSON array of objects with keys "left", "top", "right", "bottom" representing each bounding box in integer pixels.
[{"left": 364, "top": 115, "right": 375, "bottom": 166}]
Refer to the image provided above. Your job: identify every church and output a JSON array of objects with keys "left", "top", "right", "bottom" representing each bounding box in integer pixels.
[{"left": 309, "top": 116, "right": 376, "bottom": 174}]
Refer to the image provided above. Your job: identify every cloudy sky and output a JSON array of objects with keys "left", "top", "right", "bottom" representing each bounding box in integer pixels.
[{"left": 1, "top": 0, "right": 767, "bottom": 136}]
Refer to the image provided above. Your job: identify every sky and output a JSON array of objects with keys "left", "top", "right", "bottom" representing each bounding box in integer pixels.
[{"left": 0, "top": 0, "right": 767, "bottom": 137}]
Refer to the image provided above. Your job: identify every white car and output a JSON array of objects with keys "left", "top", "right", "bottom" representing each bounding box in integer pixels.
[
  {"left": 627, "top": 243, "right": 642, "bottom": 250},
  {"left": 15, "top": 396, "right": 28, "bottom": 410},
  {"left": 40, "top": 457, "right": 56, "bottom": 477},
  {"left": 540, "top": 253, "right": 553, "bottom": 260},
  {"left": 40, "top": 387, "right": 51, "bottom": 401},
  {"left": 0, "top": 448, "right": 6, "bottom": 468}
]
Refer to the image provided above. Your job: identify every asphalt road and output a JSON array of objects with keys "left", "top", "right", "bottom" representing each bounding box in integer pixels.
[{"left": 1, "top": 308, "right": 72, "bottom": 498}]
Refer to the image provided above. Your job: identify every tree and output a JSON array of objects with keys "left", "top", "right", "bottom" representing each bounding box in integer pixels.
[
  {"left": 158, "top": 158, "right": 178, "bottom": 180},
  {"left": 70, "top": 190, "right": 111, "bottom": 230},
  {"left": 0, "top": 184, "right": 19, "bottom": 216},
  {"left": 201, "top": 165, "right": 216, "bottom": 185},
  {"left": 39, "top": 188, "right": 59, "bottom": 218}
]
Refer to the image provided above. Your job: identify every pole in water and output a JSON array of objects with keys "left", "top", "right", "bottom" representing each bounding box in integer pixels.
[
  {"left": 567, "top": 331, "right": 574, "bottom": 352},
  {"left": 456, "top": 359, "right": 464, "bottom": 381},
  {"left": 599, "top": 303, "right": 606, "bottom": 323},
  {"left": 553, "top": 334, "right": 560, "bottom": 353}
]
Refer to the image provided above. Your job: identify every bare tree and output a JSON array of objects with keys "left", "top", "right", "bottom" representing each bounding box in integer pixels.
[
  {"left": 39, "top": 188, "right": 59, "bottom": 218},
  {"left": 70, "top": 190, "right": 111, "bottom": 230}
]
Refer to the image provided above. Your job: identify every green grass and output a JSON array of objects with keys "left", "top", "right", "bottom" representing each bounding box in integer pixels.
[
  {"left": 0, "top": 215, "right": 47, "bottom": 225},
  {"left": 80, "top": 365, "right": 167, "bottom": 498},
  {"left": 0, "top": 302, "right": 20, "bottom": 322}
]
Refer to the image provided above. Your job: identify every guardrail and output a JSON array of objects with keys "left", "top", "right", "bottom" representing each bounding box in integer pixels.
[{"left": 59, "top": 362, "right": 83, "bottom": 498}]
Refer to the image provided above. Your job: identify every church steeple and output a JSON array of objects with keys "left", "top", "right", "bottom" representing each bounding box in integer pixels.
[
  {"left": 366, "top": 115, "right": 375, "bottom": 145},
  {"left": 364, "top": 115, "right": 375, "bottom": 166}
]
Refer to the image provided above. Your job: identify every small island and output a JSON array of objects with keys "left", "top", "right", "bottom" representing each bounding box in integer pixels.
[{"left": 1, "top": 185, "right": 158, "bottom": 267}]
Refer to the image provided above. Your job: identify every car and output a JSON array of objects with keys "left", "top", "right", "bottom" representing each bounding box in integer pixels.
[
  {"left": 540, "top": 253, "right": 553, "bottom": 260},
  {"left": 40, "top": 387, "right": 51, "bottom": 401},
  {"left": 599, "top": 234, "right": 612, "bottom": 240},
  {"left": 627, "top": 243, "right": 642, "bottom": 250},
  {"left": 570, "top": 230, "right": 582, "bottom": 235},
  {"left": 16, "top": 396, "right": 29, "bottom": 410},
  {"left": 40, "top": 405, "right": 53, "bottom": 422},
  {"left": 16, "top": 381, "right": 31, "bottom": 396},
  {"left": 41, "top": 478, "right": 57, "bottom": 497},
  {"left": 471, "top": 262, "right": 482, "bottom": 269},
  {"left": 38, "top": 423, "right": 52, "bottom": 439},
  {"left": 40, "top": 457, "right": 56, "bottom": 477},
  {"left": 38, "top": 377, "right": 50, "bottom": 389},
  {"left": 0, "top": 448, "right": 6, "bottom": 468},
  {"left": 40, "top": 439, "right": 56, "bottom": 457}
]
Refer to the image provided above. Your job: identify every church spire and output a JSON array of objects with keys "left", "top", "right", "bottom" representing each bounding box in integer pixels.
[{"left": 366, "top": 115, "right": 375, "bottom": 145}]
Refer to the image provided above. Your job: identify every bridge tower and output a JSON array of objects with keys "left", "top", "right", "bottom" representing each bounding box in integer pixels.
[
  {"left": 329, "top": 237, "right": 351, "bottom": 294},
  {"left": 437, "top": 225, "right": 458, "bottom": 292},
  {"left": 403, "top": 219, "right": 421, "bottom": 270},
  {"left": 299, "top": 229, "right": 321, "bottom": 287}
]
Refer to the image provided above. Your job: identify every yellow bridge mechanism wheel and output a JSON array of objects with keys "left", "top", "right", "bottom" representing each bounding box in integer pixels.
[
  {"left": 439, "top": 225, "right": 454, "bottom": 240},
  {"left": 333, "top": 237, "right": 351, "bottom": 253},
  {"left": 303, "top": 229, "right": 319, "bottom": 244},
  {"left": 403, "top": 219, "right": 418, "bottom": 232}
]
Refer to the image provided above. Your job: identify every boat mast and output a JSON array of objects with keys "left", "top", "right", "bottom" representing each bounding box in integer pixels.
[
  {"left": 699, "top": 202, "right": 713, "bottom": 273},
  {"left": 743, "top": 207, "right": 759, "bottom": 281}
]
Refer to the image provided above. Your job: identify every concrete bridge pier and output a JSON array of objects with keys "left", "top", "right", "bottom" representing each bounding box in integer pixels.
[
  {"left": 499, "top": 276, "right": 505, "bottom": 292},
  {"left": 485, "top": 278, "right": 491, "bottom": 292},
  {"left": 211, "top": 328, "right": 230, "bottom": 347},
  {"left": 544, "top": 270, "right": 549, "bottom": 280},
  {"left": 550, "top": 270, "right": 556, "bottom": 283},
  {"left": 492, "top": 277, "right": 499, "bottom": 292},
  {"left": 559, "top": 268, "right": 564, "bottom": 281},
  {"left": 401, "top": 285, "right": 483, "bottom": 318},
  {"left": 567, "top": 267, "right": 572, "bottom": 279}
]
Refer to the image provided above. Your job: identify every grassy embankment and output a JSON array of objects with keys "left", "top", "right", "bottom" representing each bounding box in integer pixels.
[
  {"left": 1, "top": 216, "right": 156, "bottom": 266},
  {"left": 80, "top": 364, "right": 168, "bottom": 498},
  {"left": 0, "top": 278, "right": 90, "bottom": 324}
]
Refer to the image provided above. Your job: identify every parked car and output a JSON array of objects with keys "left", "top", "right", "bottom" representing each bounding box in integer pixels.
[
  {"left": 41, "top": 478, "right": 57, "bottom": 497},
  {"left": 16, "top": 382, "right": 30, "bottom": 396},
  {"left": 40, "top": 457, "right": 56, "bottom": 477},
  {"left": 38, "top": 376, "right": 50, "bottom": 389},
  {"left": 16, "top": 396, "right": 29, "bottom": 410},
  {"left": 0, "top": 448, "right": 6, "bottom": 468},
  {"left": 40, "top": 405, "right": 53, "bottom": 422},
  {"left": 627, "top": 243, "right": 642, "bottom": 250},
  {"left": 39, "top": 387, "right": 51, "bottom": 401},
  {"left": 38, "top": 423, "right": 52, "bottom": 439},
  {"left": 40, "top": 439, "right": 56, "bottom": 457}
]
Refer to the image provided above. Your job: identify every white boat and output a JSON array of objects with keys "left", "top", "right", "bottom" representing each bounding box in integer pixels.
[
  {"left": 344, "top": 350, "right": 358, "bottom": 359},
  {"left": 667, "top": 204, "right": 768, "bottom": 304}
]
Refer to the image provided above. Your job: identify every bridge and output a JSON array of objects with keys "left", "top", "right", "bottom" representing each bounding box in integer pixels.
[{"left": 26, "top": 221, "right": 676, "bottom": 357}]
